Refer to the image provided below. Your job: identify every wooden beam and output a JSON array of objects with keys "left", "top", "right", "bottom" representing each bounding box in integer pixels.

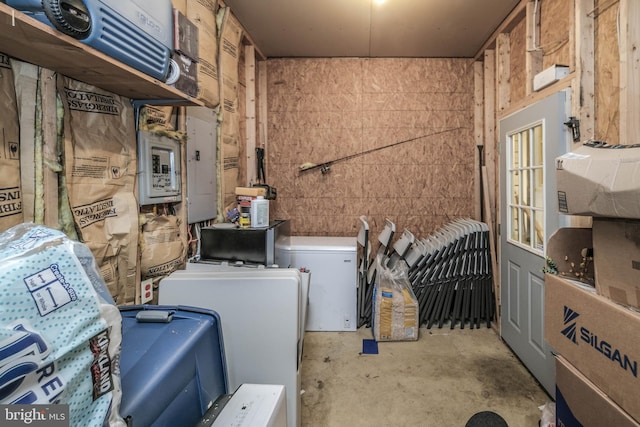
[
  {"left": 573, "top": 0, "right": 595, "bottom": 145},
  {"left": 569, "top": 0, "right": 576, "bottom": 71},
  {"left": 178, "top": 107, "right": 189, "bottom": 266},
  {"left": 474, "top": 61, "right": 484, "bottom": 221},
  {"left": 241, "top": 34, "right": 266, "bottom": 61},
  {"left": 474, "top": 0, "right": 528, "bottom": 60},
  {"left": 244, "top": 45, "right": 257, "bottom": 184},
  {"left": 483, "top": 50, "right": 497, "bottom": 248},
  {"left": 619, "top": 0, "right": 640, "bottom": 145},
  {"left": 257, "top": 60, "right": 268, "bottom": 153},
  {"left": 499, "top": 72, "right": 574, "bottom": 120},
  {"left": 40, "top": 68, "right": 58, "bottom": 229},
  {"left": 474, "top": 61, "right": 485, "bottom": 148},
  {"left": 13, "top": 61, "right": 37, "bottom": 223},
  {"left": 496, "top": 33, "right": 511, "bottom": 113},
  {"left": 526, "top": 0, "right": 543, "bottom": 96},
  {"left": 482, "top": 165, "right": 501, "bottom": 334}
]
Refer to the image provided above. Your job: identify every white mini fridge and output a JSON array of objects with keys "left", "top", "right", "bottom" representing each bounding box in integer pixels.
[{"left": 278, "top": 236, "right": 357, "bottom": 332}]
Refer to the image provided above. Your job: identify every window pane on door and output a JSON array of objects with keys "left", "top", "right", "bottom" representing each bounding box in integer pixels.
[
  {"left": 533, "top": 168, "right": 544, "bottom": 208},
  {"left": 522, "top": 131, "right": 531, "bottom": 167},
  {"left": 534, "top": 210, "right": 544, "bottom": 250},
  {"left": 511, "top": 171, "right": 520, "bottom": 204},
  {"left": 510, "top": 207, "right": 520, "bottom": 241},
  {"left": 522, "top": 169, "right": 530, "bottom": 206},
  {"left": 507, "top": 123, "right": 544, "bottom": 254},
  {"left": 511, "top": 133, "right": 520, "bottom": 168},
  {"left": 533, "top": 126, "right": 543, "bottom": 166}
]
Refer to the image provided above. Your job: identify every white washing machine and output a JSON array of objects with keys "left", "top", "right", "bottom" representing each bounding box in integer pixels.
[
  {"left": 159, "top": 266, "right": 304, "bottom": 427},
  {"left": 207, "top": 384, "right": 287, "bottom": 427}
]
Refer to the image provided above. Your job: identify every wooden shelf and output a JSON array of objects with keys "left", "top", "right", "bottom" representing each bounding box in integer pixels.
[{"left": 0, "top": 4, "right": 203, "bottom": 106}]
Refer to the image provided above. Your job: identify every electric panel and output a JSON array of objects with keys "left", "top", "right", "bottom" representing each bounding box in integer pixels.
[
  {"left": 185, "top": 106, "right": 217, "bottom": 223},
  {"left": 137, "top": 131, "right": 182, "bottom": 205}
]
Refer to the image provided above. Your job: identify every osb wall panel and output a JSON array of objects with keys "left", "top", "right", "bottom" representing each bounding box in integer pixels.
[
  {"left": 266, "top": 58, "right": 475, "bottom": 241},
  {"left": 540, "top": 0, "right": 571, "bottom": 69},
  {"left": 510, "top": 18, "right": 527, "bottom": 104},
  {"left": 594, "top": 0, "right": 619, "bottom": 144}
]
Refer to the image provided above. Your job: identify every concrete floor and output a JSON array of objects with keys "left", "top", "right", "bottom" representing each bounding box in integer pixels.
[{"left": 300, "top": 326, "right": 550, "bottom": 426}]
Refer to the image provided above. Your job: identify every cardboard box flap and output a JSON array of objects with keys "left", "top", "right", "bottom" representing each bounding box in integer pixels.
[
  {"left": 556, "top": 144, "right": 640, "bottom": 218},
  {"left": 546, "top": 228, "right": 594, "bottom": 285}
]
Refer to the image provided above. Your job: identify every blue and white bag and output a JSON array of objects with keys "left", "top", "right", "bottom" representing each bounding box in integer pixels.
[{"left": 0, "top": 224, "right": 125, "bottom": 427}]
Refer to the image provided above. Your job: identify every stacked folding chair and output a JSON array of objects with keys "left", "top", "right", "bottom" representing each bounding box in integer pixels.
[
  {"left": 407, "top": 219, "right": 494, "bottom": 329},
  {"left": 385, "top": 229, "right": 415, "bottom": 269},
  {"left": 356, "top": 216, "right": 370, "bottom": 328},
  {"left": 359, "top": 218, "right": 395, "bottom": 327}
]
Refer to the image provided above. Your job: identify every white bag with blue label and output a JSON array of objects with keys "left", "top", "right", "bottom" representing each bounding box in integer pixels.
[{"left": 0, "top": 223, "right": 125, "bottom": 427}]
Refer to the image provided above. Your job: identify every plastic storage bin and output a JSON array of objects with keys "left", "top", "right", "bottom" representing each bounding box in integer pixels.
[{"left": 119, "top": 305, "right": 228, "bottom": 427}]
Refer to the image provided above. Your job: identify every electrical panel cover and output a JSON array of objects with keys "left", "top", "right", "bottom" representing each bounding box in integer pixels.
[
  {"left": 185, "top": 107, "right": 217, "bottom": 223},
  {"left": 137, "top": 131, "right": 182, "bottom": 205}
]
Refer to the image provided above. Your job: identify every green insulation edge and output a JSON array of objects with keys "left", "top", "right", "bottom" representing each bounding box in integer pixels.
[
  {"left": 55, "top": 92, "right": 78, "bottom": 240},
  {"left": 33, "top": 68, "right": 44, "bottom": 224}
]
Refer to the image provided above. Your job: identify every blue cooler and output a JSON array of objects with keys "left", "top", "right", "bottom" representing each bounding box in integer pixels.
[
  {"left": 6, "top": 0, "right": 173, "bottom": 81},
  {"left": 119, "top": 305, "right": 228, "bottom": 427}
]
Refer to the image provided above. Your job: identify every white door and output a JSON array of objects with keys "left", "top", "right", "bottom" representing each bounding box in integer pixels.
[{"left": 499, "top": 91, "right": 569, "bottom": 396}]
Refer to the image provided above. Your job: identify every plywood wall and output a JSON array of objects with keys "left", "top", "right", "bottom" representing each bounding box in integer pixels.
[
  {"left": 510, "top": 18, "right": 527, "bottom": 104},
  {"left": 540, "top": 0, "right": 572, "bottom": 69},
  {"left": 506, "top": 0, "right": 572, "bottom": 110},
  {"left": 266, "top": 58, "right": 475, "bottom": 240},
  {"left": 594, "top": 0, "right": 620, "bottom": 144}
]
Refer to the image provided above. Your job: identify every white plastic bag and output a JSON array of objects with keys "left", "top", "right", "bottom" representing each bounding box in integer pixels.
[
  {"left": 372, "top": 254, "right": 419, "bottom": 341},
  {"left": 0, "top": 223, "right": 125, "bottom": 427},
  {"left": 539, "top": 401, "right": 556, "bottom": 427}
]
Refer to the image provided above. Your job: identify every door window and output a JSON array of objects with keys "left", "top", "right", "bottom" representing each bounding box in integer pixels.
[{"left": 507, "top": 122, "right": 544, "bottom": 254}]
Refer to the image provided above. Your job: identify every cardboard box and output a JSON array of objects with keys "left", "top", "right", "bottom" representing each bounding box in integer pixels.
[
  {"left": 556, "top": 145, "right": 640, "bottom": 218},
  {"left": 172, "top": 0, "right": 187, "bottom": 14},
  {"left": 171, "top": 52, "right": 198, "bottom": 98},
  {"left": 545, "top": 273, "right": 640, "bottom": 421},
  {"left": 235, "top": 188, "right": 263, "bottom": 218},
  {"left": 593, "top": 218, "right": 640, "bottom": 309},
  {"left": 174, "top": 9, "right": 199, "bottom": 61},
  {"left": 556, "top": 355, "right": 640, "bottom": 427},
  {"left": 235, "top": 186, "right": 267, "bottom": 197},
  {"left": 236, "top": 195, "right": 254, "bottom": 209},
  {"left": 546, "top": 227, "right": 594, "bottom": 285}
]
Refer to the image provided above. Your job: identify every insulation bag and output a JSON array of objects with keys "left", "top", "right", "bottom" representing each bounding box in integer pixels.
[
  {"left": 0, "top": 53, "right": 23, "bottom": 231},
  {"left": 0, "top": 223, "right": 125, "bottom": 427},
  {"left": 58, "top": 76, "right": 139, "bottom": 305},
  {"left": 139, "top": 213, "right": 186, "bottom": 280}
]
